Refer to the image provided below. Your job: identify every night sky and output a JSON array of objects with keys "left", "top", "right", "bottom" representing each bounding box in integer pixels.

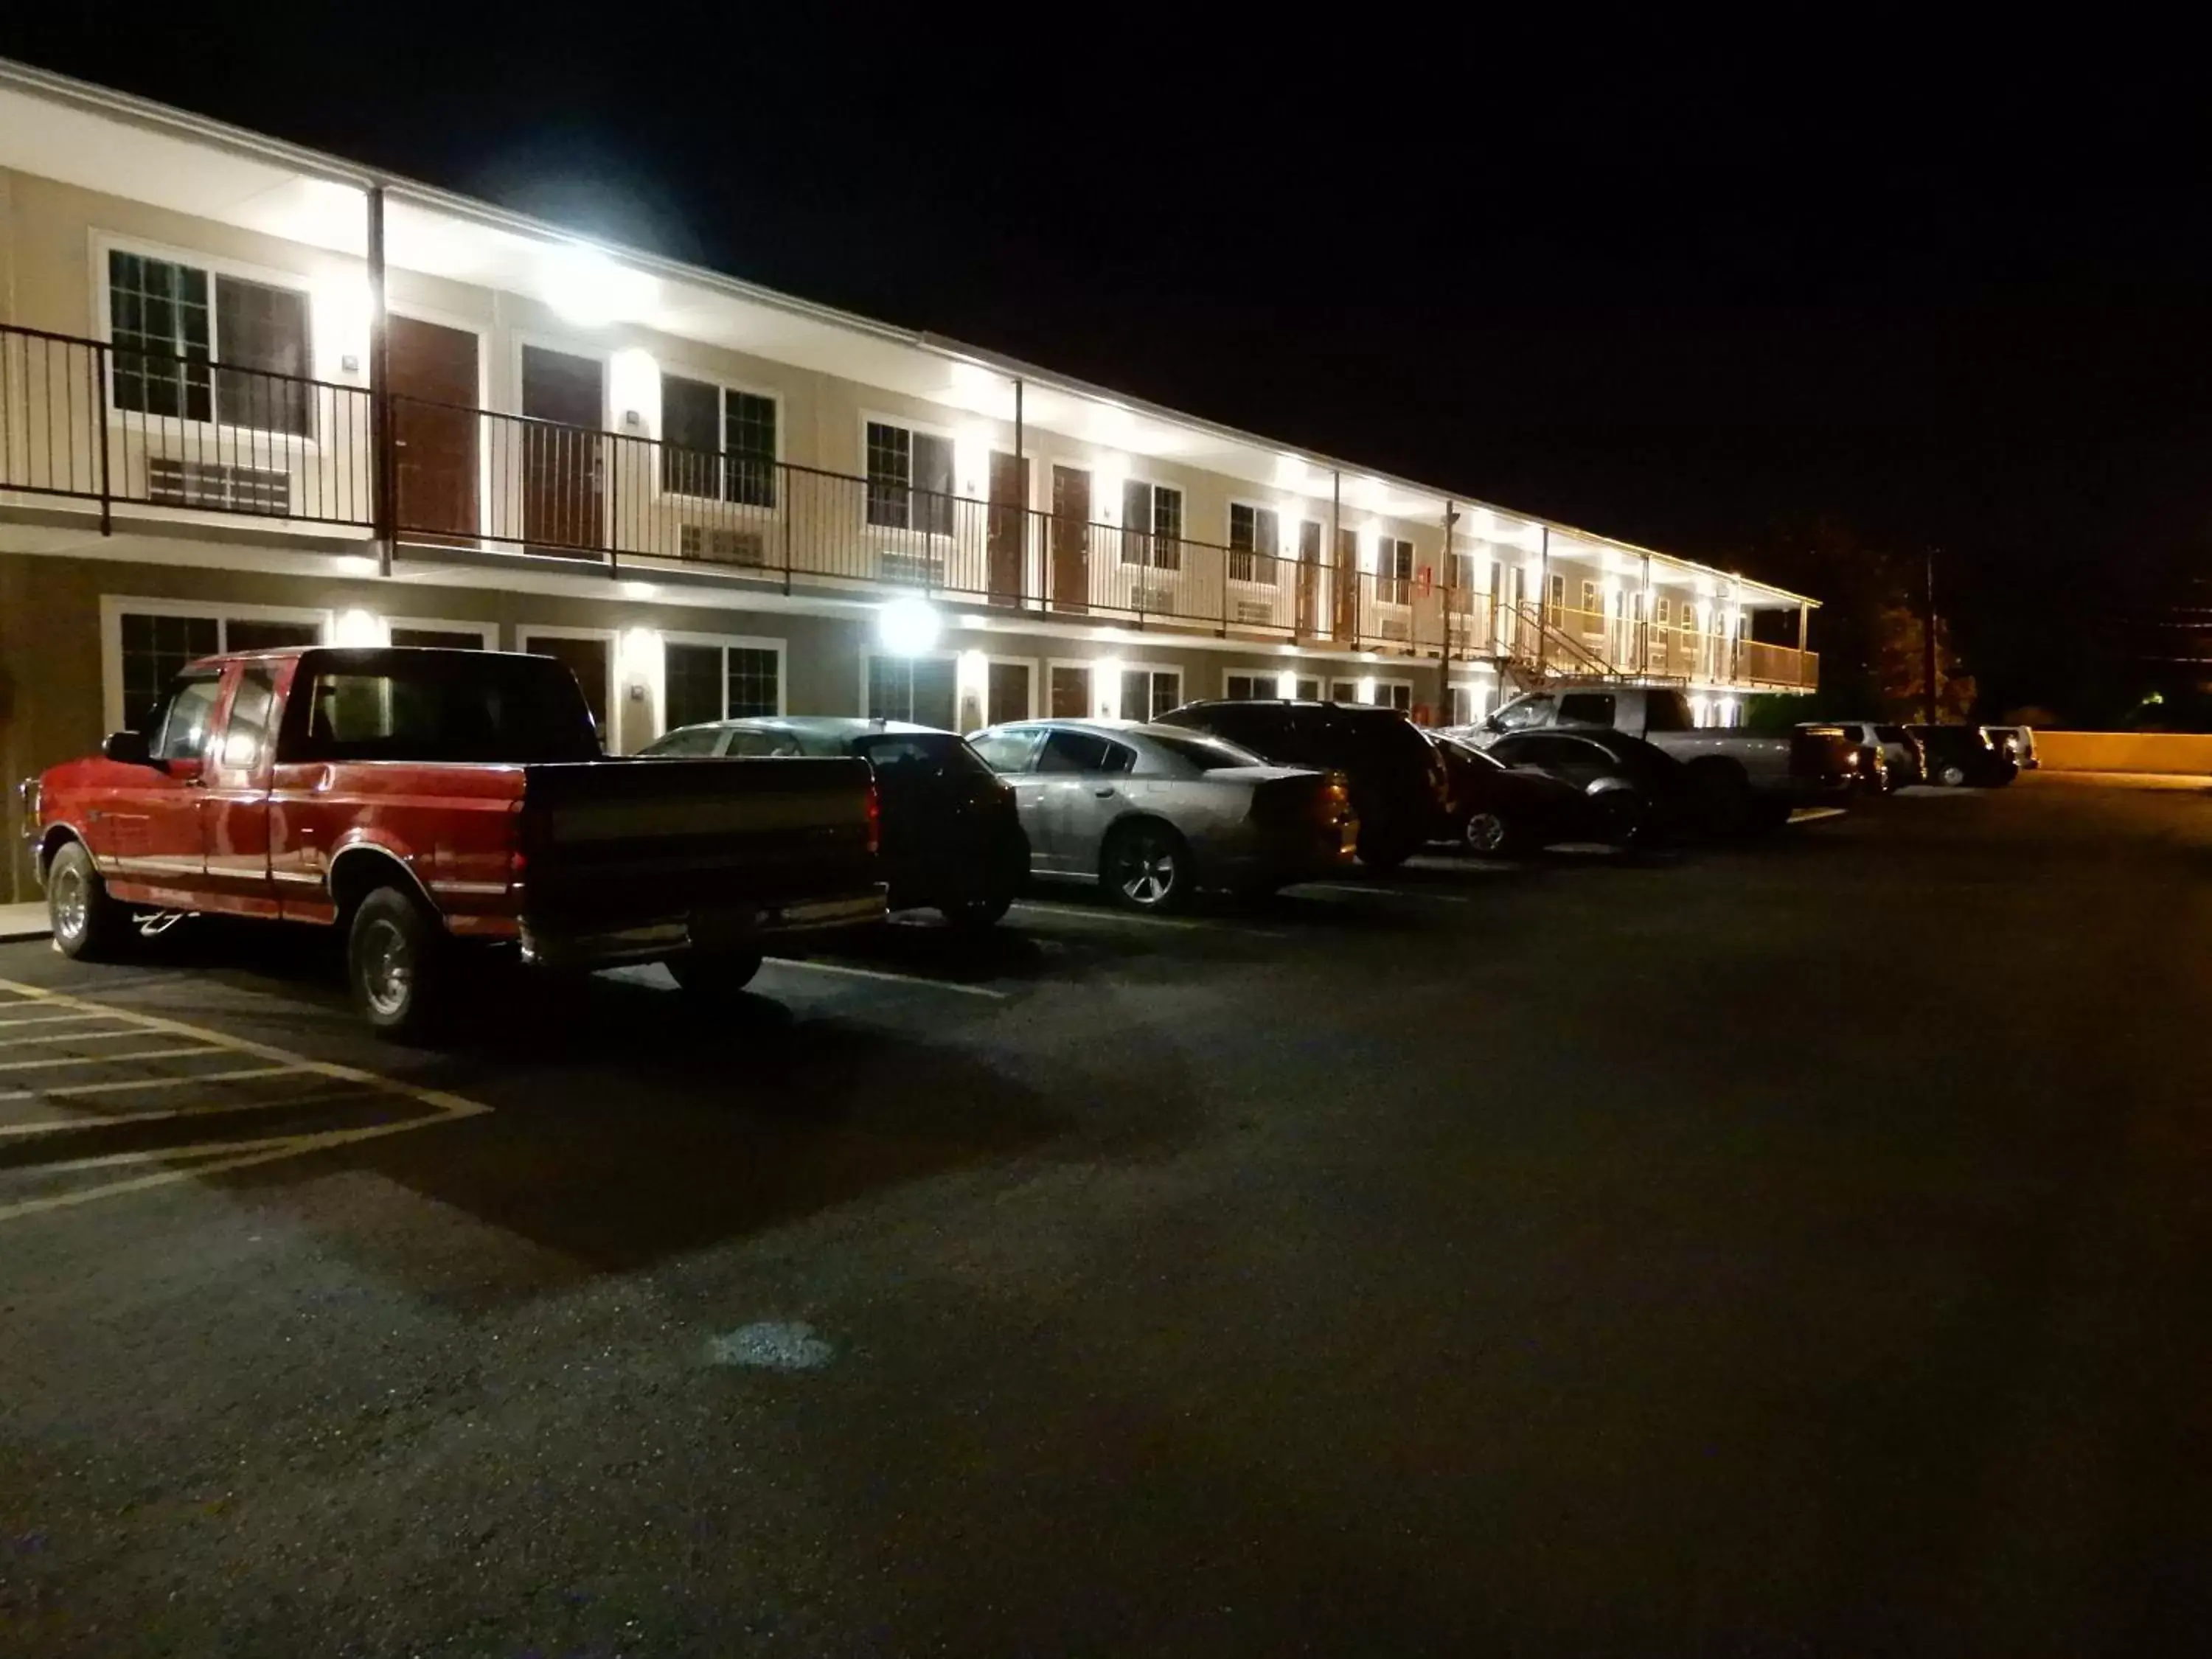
[{"left": 5, "top": 15, "right": 2207, "bottom": 706}]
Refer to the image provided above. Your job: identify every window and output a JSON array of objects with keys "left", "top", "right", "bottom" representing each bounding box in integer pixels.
[
  {"left": 391, "top": 627, "right": 489, "bottom": 651},
  {"left": 1445, "top": 686, "right": 1476, "bottom": 727},
  {"left": 1146, "top": 732, "right": 1263, "bottom": 771},
  {"left": 108, "top": 251, "right": 309, "bottom": 435},
  {"left": 1374, "top": 535, "right": 1414, "bottom": 603},
  {"left": 1121, "top": 480, "right": 1183, "bottom": 569},
  {"left": 1119, "top": 667, "right": 1181, "bottom": 722},
  {"left": 727, "top": 728, "right": 804, "bottom": 757},
  {"left": 1037, "top": 729, "right": 1131, "bottom": 774},
  {"left": 664, "top": 641, "right": 782, "bottom": 730},
  {"left": 660, "top": 373, "right": 778, "bottom": 507},
  {"left": 287, "top": 653, "right": 599, "bottom": 763},
  {"left": 1228, "top": 504, "right": 1280, "bottom": 582},
  {"left": 1558, "top": 692, "right": 1617, "bottom": 726},
  {"left": 987, "top": 661, "right": 1032, "bottom": 725},
  {"left": 851, "top": 731, "right": 993, "bottom": 780},
  {"left": 1329, "top": 680, "right": 1359, "bottom": 703},
  {"left": 866, "top": 420, "right": 954, "bottom": 535},
  {"left": 1580, "top": 580, "right": 1600, "bottom": 615},
  {"left": 116, "top": 610, "right": 319, "bottom": 733},
  {"left": 970, "top": 728, "right": 1042, "bottom": 773},
  {"left": 1655, "top": 597, "right": 1672, "bottom": 627},
  {"left": 1494, "top": 695, "right": 1554, "bottom": 731},
  {"left": 1377, "top": 683, "right": 1413, "bottom": 713},
  {"left": 866, "top": 654, "right": 957, "bottom": 730},
  {"left": 1548, "top": 573, "right": 1567, "bottom": 613},
  {"left": 150, "top": 673, "right": 222, "bottom": 763},
  {"left": 1225, "top": 673, "right": 1271, "bottom": 700},
  {"left": 644, "top": 726, "right": 723, "bottom": 757},
  {"left": 1049, "top": 665, "right": 1091, "bottom": 718},
  {"left": 217, "top": 667, "right": 279, "bottom": 771}
]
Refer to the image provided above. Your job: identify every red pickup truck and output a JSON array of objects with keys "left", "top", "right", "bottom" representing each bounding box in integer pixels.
[{"left": 21, "top": 646, "right": 886, "bottom": 1037}]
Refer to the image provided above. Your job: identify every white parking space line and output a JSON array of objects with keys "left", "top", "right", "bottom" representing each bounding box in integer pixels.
[
  {"left": 0, "top": 977, "right": 493, "bottom": 1225},
  {"left": 1287, "top": 882, "right": 1473, "bottom": 904},
  {"left": 764, "top": 957, "right": 1009, "bottom": 1000},
  {"left": 0, "top": 1026, "right": 207, "bottom": 1048},
  {"left": 1009, "top": 900, "right": 1287, "bottom": 938}
]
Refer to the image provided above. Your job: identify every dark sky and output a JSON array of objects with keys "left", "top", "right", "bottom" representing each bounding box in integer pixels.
[{"left": 6, "top": 13, "right": 2208, "bottom": 692}]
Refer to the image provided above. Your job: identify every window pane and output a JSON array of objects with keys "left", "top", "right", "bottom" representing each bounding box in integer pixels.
[
  {"left": 120, "top": 611, "right": 219, "bottom": 732},
  {"left": 1121, "top": 479, "right": 1151, "bottom": 566},
  {"left": 866, "top": 655, "right": 955, "bottom": 729},
  {"left": 644, "top": 726, "right": 723, "bottom": 757},
  {"left": 726, "top": 390, "right": 777, "bottom": 507},
  {"left": 913, "top": 433, "right": 955, "bottom": 538},
  {"left": 214, "top": 276, "right": 310, "bottom": 436},
  {"left": 217, "top": 667, "right": 279, "bottom": 770},
  {"left": 1150, "top": 672, "right": 1180, "bottom": 720},
  {"left": 660, "top": 374, "right": 721, "bottom": 497},
  {"left": 152, "top": 675, "right": 223, "bottom": 762},
  {"left": 1225, "top": 674, "right": 1259, "bottom": 700},
  {"left": 1151, "top": 487, "right": 1183, "bottom": 571},
  {"left": 1558, "top": 692, "right": 1616, "bottom": 726},
  {"left": 108, "top": 250, "right": 211, "bottom": 422},
  {"left": 970, "top": 728, "right": 1040, "bottom": 773},
  {"left": 1228, "top": 504, "right": 1256, "bottom": 581},
  {"left": 224, "top": 619, "right": 319, "bottom": 653},
  {"left": 866, "top": 422, "right": 911, "bottom": 529},
  {"left": 1037, "top": 729, "right": 1114, "bottom": 773},
  {"left": 291, "top": 653, "right": 599, "bottom": 762},
  {"left": 664, "top": 641, "right": 724, "bottom": 728},
  {"left": 986, "top": 660, "right": 1030, "bottom": 725},
  {"left": 726, "top": 647, "right": 779, "bottom": 717}
]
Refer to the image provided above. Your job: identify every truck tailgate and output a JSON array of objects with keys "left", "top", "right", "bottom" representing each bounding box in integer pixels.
[{"left": 518, "top": 757, "right": 880, "bottom": 947}]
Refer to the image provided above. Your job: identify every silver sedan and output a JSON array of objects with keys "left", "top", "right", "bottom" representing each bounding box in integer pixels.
[{"left": 967, "top": 720, "right": 1357, "bottom": 910}]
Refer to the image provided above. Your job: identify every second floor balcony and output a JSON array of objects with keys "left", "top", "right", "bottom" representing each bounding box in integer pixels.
[{"left": 0, "top": 321, "right": 1818, "bottom": 692}]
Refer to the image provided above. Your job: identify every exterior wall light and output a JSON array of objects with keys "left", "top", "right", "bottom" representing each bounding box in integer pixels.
[{"left": 877, "top": 596, "right": 942, "bottom": 657}]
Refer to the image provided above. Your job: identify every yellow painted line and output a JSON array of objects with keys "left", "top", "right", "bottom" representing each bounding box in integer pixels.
[
  {"left": 0, "top": 1044, "right": 223, "bottom": 1074},
  {"left": 0, "top": 1084, "right": 384, "bottom": 1138},
  {"left": 1009, "top": 900, "right": 1287, "bottom": 938},
  {"left": 2, "top": 1062, "right": 299, "bottom": 1097},
  {"left": 0, "top": 978, "right": 493, "bottom": 1224},
  {"left": 1288, "top": 881, "right": 1473, "bottom": 904},
  {"left": 764, "top": 956, "right": 1009, "bottom": 1000}
]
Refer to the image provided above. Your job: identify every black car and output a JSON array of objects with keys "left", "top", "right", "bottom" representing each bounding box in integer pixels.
[
  {"left": 1907, "top": 724, "right": 2018, "bottom": 788},
  {"left": 1154, "top": 700, "right": 1450, "bottom": 868},
  {"left": 641, "top": 717, "right": 1031, "bottom": 925},
  {"left": 1482, "top": 728, "right": 1693, "bottom": 845},
  {"left": 1432, "top": 734, "right": 1632, "bottom": 855}
]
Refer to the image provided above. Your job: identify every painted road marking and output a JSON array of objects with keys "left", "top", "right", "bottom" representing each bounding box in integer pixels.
[
  {"left": 1287, "top": 881, "right": 1474, "bottom": 904},
  {"left": 0, "top": 978, "right": 491, "bottom": 1224},
  {"left": 1009, "top": 900, "right": 1287, "bottom": 938},
  {"left": 764, "top": 957, "right": 1009, "bottom": 1000},
  {"left": 0, "top": 1026, "right": 219, "bottom": 1048},
  {"left": 0, "top": 1044, "right": 224, "bottom": 1074}
]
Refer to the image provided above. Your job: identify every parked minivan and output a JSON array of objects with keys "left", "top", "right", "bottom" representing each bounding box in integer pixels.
[{"left": 1153, "top": 700, "right": 1449, "bottom": 868}]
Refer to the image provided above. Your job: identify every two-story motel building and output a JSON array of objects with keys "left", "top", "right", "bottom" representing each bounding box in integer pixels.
[{"left": 0, "top": 59, "right": 1818, "bottom": 897}]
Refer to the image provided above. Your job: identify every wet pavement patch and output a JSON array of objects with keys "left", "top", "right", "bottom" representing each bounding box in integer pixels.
[{"left": 708, "top": 1321, "right": 835, "bottom": 1371}]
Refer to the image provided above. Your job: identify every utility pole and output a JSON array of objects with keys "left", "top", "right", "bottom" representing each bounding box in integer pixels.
[
  {"left": 1923, "top": 546, "right": 1940, "bottom": 723},
  {"left": 1439, "top": 500, "right": 1458, "bottom": 723}
]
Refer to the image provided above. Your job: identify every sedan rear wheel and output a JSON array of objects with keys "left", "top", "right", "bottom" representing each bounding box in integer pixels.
[
  {"left": 1463, "top": 811, "right": 1517, "bottom": 856},
  {"left": 1937, "top": 761, "right": 1969, "bottom": 787},
  {"left": 1104, "top": 821, "right": 1192, "bottom": 912}
]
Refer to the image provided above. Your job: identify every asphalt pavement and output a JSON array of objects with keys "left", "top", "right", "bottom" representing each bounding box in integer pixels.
[{"left": 5, "top": 774, "right": 2212, "bottom": 1656}]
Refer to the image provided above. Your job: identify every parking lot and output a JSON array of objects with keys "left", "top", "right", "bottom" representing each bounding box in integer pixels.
[{"left": 7, "top": 773, "right": 2212, "bottom": 1655}]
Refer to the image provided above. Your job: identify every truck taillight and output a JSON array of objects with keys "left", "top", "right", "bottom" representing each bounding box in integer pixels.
[{"left": 865, "top": 781, "right": 882, "bottom": 857}]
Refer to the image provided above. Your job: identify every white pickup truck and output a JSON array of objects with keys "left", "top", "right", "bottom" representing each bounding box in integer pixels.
[{"left": 1474, "top": 682, "right": 1859, "bottom": 830}]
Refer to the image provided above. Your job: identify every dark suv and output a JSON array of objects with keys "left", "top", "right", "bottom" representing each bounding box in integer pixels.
[{"left": 1155, "top": 700, "right": 1448, "bottom": 867}]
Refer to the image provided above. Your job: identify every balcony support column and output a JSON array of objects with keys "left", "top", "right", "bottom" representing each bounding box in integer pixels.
[
  {"left": 1535, "top": 526, "right": 1551, "bottom": 679},
  {"left": 1641, "top": 551, "right": 1653, "bottom": 678},
  {"left": 1438, "top": 499, "right": 1457, "bottom": 721},
  {"left": 1012, "top": 376, "right": 1026, "bottom": 606},
  {"left": 1796, "top": 600, "right": 1809, "bottom": 653},
  {"left": 367, "top": 183, "right": 394, "bottom": 577}
]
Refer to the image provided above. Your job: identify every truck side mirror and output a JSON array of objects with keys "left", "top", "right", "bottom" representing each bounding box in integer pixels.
[{"left": 101, "top": 730, "right": 153, "bottom": 767}]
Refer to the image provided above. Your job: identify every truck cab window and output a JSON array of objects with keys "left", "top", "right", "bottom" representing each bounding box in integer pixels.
[
  {"left": 150, "top": 674, "right": 223, "bottom": 764},
  {"left": 1557, "top": 692, "right": 1615, "bottom": 726},
  {"left": 217, "top": 668, "right": 279, "bottom": 770},
  {"left": 1492, "top": 695, "right": 1554, "bottom": 731}
]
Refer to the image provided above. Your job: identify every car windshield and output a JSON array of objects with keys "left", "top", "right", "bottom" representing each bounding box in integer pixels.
[
  {"left": 1144, "top": 732, "right": 1266, "bottom": 770},
  {"left": 849, "top": 731, "right": 993, "bottom": 779},
  {"left": 1876, "top": 725, "right": 1907, "bottom": 741},
  {"left": 282, "top": 650, "right": 600, "bottom": 763}
]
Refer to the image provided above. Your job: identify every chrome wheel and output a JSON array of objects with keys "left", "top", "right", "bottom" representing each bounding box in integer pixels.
[
  {"left": 50, "top": 861, "right": 88, "bottom": 945},
  {"left": 1938, "top": 762, "right": 1968, "bottom": 787},
  {"left": 358, "top": 917, "right": 412, "bottom": 1019},
  {"left": 1464, "top": 812, "right": 1510, "bottom": 855},
  {"left": 1109, "top": 827, "right": 1184, "bottom": 910}
]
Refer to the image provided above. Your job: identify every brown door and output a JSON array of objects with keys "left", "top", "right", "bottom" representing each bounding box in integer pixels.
[
  {"left": 1332, "top": 527, "right": 1359, "bottom": 644},
  {"left": 521, "top": 345, "right": 603, "bottom": 555},
  {"left": 524, "top": 633, "right": 611, "bottom": 747},
  {"left": 388, "top": 316, "right": 479, "bottom": 543},
  {"left": 987, "top": 451, "right": 1026, "bottom": 605},
  {"left": 1050, "top": 465, "right": 1090, "bottom": 614},
  {"left": 1295, "top": 520, "right": 1322, "bottom": 635}
]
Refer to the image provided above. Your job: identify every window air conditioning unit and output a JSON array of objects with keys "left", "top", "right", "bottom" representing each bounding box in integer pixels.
[
  {"left": 678, "top": 524, "right": 768, "bottom": 566},
  {"left": 1133, "top": 580, "right": 1176, "bottom": 612},
  {"left": 878, "top": 550, "right": 945, "bottom": 586},
  {"left": 146, "top": 456, "right": 290, "bottom": 515},
  {"left": 1377, "top": 616, "right": 1412, "bottom": 643},
  {"left": 1232, "top": 597, "right": 1276, "bottom": 627}
]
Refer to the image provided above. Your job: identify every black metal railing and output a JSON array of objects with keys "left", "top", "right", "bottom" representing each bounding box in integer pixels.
[
  {"left": 0, "top": 323, "right": 374, "bottom": 529},
  {"left": 0, "top": 321, "right": 1818, "bottom": 681}
]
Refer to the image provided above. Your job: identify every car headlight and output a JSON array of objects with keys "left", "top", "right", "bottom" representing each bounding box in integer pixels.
[{"left": 1586, "top": 777, "right": 1633, "bottom": 796}]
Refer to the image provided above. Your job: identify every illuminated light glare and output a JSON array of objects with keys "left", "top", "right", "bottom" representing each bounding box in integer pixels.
[
  {"left": 1275, "top": 669, "right": 1298, "bottom": 699},
  {"left": 332, "top": 608, "right": 385, "bottom": 647},
  {"left": 1360, "top": 651, "right": 1379, "bottom": 663},
  {"left": 877, "top": 596, "right": 943, "bottom": 657},
  {"left": 1097, "top": 657, "right": 1126, "bottom": 718},
  {"left": 333, "top": 554, "right": 380, "bottom": 577},
  {"left": 545, "top": 246, "right": 657, "bottom": 327},
  {"left": 620, "top": 580, "right": 658, "bottom": 600},
  {"left": 1356, "top": 676, "right": 1377, "bottom": 705},
  {"left": 310, "top": 274, "right": 373, "bottom": 380},
  {"left": 608, "top": 349, "right": 661, "bottom": 435}
]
